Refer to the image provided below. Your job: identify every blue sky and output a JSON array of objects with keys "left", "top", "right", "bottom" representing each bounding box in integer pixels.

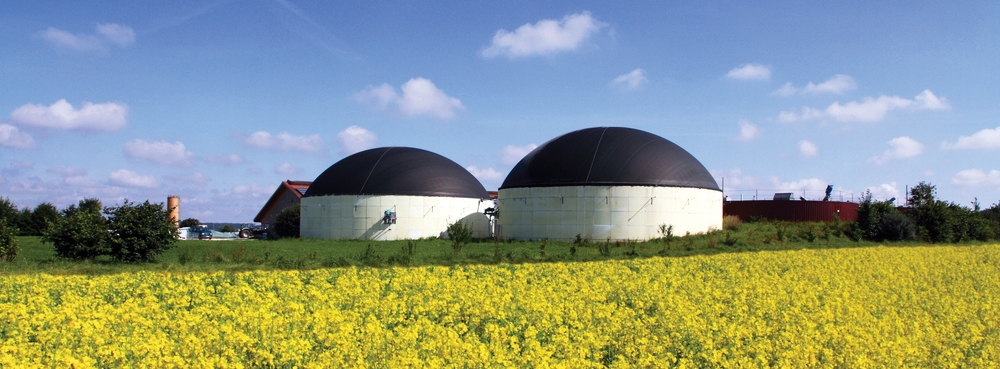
[{"left": 2, "top": 1, "right": 1000, "bottom": 221}]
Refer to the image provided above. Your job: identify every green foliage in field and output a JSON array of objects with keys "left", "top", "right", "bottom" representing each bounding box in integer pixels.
[
  {"left": 105, "top": 200, "right": 177, "bottom": 263},
  {"left": 274, "top": 205, "right": 300, "bottom": 238},
  {"left": 0, "top": 218, "right": 17, "bottom": 262},
  {"left": 179, "top": 218, "right": 201, "bottom": 228}
]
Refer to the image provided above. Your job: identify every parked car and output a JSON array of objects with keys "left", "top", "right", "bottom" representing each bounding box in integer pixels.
[{"left": 190, "top": 225, "right": 213, "bottom": 240}]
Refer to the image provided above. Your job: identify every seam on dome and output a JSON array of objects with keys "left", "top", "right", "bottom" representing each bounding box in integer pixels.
[
  {"left": 584, "top": 127, "right": 609, "bottom": 183},
  {"left": 359, "top": 148, "right": 392, "bottom": 194}
]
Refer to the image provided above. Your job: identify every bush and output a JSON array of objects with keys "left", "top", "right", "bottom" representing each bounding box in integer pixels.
[
  {"left": 44, "top": 209, "right": 109, "bottom": 260},
  {"left": 446, "top": 220, "right": 473, "bottom": 257},
  {"left": 275, "top": 205, "right": 300, "bottom": 238},
  {"left": 722, "top": 215, "right": 743, "bottom": 231},
  {"left": 0, "top": 197, "right": 18, "bottom": 230},
  {"left": 105, "top": 200, "right": 177, "bottom": 263},
  {"left": 179, "top": 218, "right": 201, "bottom": 228},
  {"left": 219, "top": 224, "right": 236, "bottom": 232},
  {"left": 0, "top": 218, "right": 18, "bottom": 262},
  {"left": 878, "top": 212, "right": 916, "bottom": 242},
  {"left": 21, "top": 203, "right": 60, "bottom": 236},
  {"left": 854, "top": 190, "right": 910, "bottom": 241}
]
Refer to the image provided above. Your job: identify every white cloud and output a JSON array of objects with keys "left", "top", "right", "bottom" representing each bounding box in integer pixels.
[
  {"left": 710, "top": 167, "right": 829, "bottom": 200},
  {"left": 866, "top": 182, "right": 901, "bottom": 201},
  {"left": 480, "top": 12, "right": 605, "bottom": 59},
  {"left": 38, "top": 27, "right": 103, "bottom": 51},
  {"left": 465, "top": 165, "right": 505, "bottom": 184},
  {"left": 274, "top": 162, "right": 302, "bottom": 175},
  {"left": 95, "top": 23, "right": 135, "bottom": 46},
  {"left": 501, "top": 144, "right": 538, "bottom": 166},
  {"left": 46, "top": 166, "right": 87, "bottom": 177},
  {"left": 38, "top": 24, "right": 135, "bottom": 51},
  {"left": 231, "top": 183, "right": 274, "bottom": 198},
  {"left": 205, "top": 154, "right": 245, "bottom": 165},
  {"left": 773, "top": 82, "right": 797, "bottom": 97},
  {"left": 804, "top": 75, "right": 857, "bottom": 94},
  {"left": 777, "top": 107, "right": 824, "bottom": 123},
  {"left": 165, "top": 172, "right": 210, "bottom": 185},
  {"left": 124, "top": 139, "right": 194, "bottom": 166},
  {"left": 725, "top": 63, "right": 771, "bottom": 80},
  {"left": 868, "top": 136, "right": 924, "bottom": 165},
  {"left": 354, "top": 78, "right": 464, "bottom": 120},
  {"left": 242, "top": 131, "right": 323, "bottom": 153},
  {"left": 108, "top": 169, "right": 158, "bottom": 188},
  {"left": 798, "top": 140, "right": 818, "bottom": 158},
  {"left": 941, "top": 125, "right": 1000, "bottom": 150},
  {"left": 774, "top": 75, "right": 856, "bottom": 96},
  {"left": 336, "top": 126, "right": 378, "bottom": 156},
  {"left": 734, "top": 120, "right": 759, "bottom": 141},
  {"left": 0, "top": 124, "right": 36, "bottom": 149},
  {"left": 612, "top": 68, "right": 648, "bottom": 90},
  {"left": 952, "top": 169, "right": 1000, "bottom": 187},
  {"left": 778, "top": 90, "right": 950, "bottom": 123},
  {"left": 10, "top": 99, "right": 128, "bottom": 131}
]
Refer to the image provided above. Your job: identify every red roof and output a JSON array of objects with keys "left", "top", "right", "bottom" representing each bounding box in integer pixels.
[{"left": 253, "top": 180, "right": 312, "bottom": 222}]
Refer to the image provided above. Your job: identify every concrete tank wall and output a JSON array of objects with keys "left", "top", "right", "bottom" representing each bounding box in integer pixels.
[
  {"left": 301, "top": 195, "right": 492, "bottom": 240},
  {"left": 498, "top": 186, "right": 722, "bottom": 241}
]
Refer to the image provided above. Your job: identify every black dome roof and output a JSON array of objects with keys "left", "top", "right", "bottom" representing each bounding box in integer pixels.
[
  {"left": 500, "top": 127, "right": 720, "bottom": 191},
  {"left": 305, "top": 147, "right": 488, "bottom": 198}
]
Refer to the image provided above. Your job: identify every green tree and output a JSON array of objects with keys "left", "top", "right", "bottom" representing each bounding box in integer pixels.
[
  {"left": 179, "top": 218, "right": 201, "bottom": 228},
  {"left": 907, "top": 182, "right": 953, "bottom": 243},
  {"left": 0, "top": 197, "right": 17, "bottom": 229},
  {"left": 0, "top": 218, "right": 18, "bottom": 262},
  {"left": 218, "top": 224, "right": 236, "bottom": 232},
  {"left": 446, "top": 220, "right": 473, "bottom": 257},
  {"left": 44, "top": 208, "right": 109, "bottom": 260},
  {"left": 105, "top": 200, "right": 177, "bottom": 263},
  {"left": 855, "top": 190, "right": 914, "bottom": 241},
  {"left": 61, "top": 198, "right": 103, "bottom": 219},
  {"left": 275, "top": 205, "right": 300, "bottom": 238},
  {"left": 23, "top": 202, "right": 60, "bottom": 236}
]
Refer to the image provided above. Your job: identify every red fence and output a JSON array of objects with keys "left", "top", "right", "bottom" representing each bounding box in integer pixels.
[{"left": 724, "top": 201, "right": 858, "bottom": 222}]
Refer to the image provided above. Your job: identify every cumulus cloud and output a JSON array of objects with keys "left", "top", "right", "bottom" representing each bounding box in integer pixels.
[
  {"left": 773, "top": 74, "right": 857, "bottom": 96},
  {"left": 868, "top": 136, "right": 924, "bottom": 165},
  {"left": 231, "top": 183, "right": 274, "bottom": 198},
  {"left": 205, "top": 154, "right": 245, "bottom": 165},
  {"left": 39, "top": 23, "right": 135, "bottom": 51},
  {"left": 274, "top": 162, "right": 302, "bottom": 175},
  {"left": 735, "top": 120, "right": 759, "bottom": 142},
  {"left": 124, "top": 139, "right": 194, "bottom": 166},
  {"left": 466, "top": 165, "right": 505, "bottom": 185},
  {"left": 95, "top": 23, "right": 136, "bottom": 46},
  {"left": 10, "top": 99, "right": 128, "bottom": 131},
  {"left": 777, "top": 90, "right": 950, "bottom": 123},
  {"left": 165, "top": 172, "right": 210, "bottom": 185},
  {"left": 777, "top": 107, "right": 824, "bottom": 123},
  {"left": 952, "top": 169, "right": 1000, "bottom": 187},
  {"left": 866, "top": 182, "right": 901, "bottom": 201},
  {"left": 109, "top": 169, "right": 158, "bottom": 188},
  {"left": 941, "top": 125, "right": 1000, "bottom": 150},
  {"left": 242, "top": 131, "right": 323, "bottom": 153},
  {"left": 501, "top": 143, "right": 538, "bottom": 166},
  {"left": 0, "top": 124, "right": 36, "bottom": 149},
  {"left": 47, "top": 166, "right": 87, "bottom": 177},
  {"left": 798, "top": 140, "right": 818, "bottom": 158},
  {"left": 336, "top": 126, "right": 377, "bottom": 156},
  {"left": 480, "top": 12, "right": 605, "bottom": 59},
  {"left": 354, "top": 78, "right": 464, "bottom": 120},
  {"left": 710, "top": 167, "right": 829, "bottom": 200},
  {"left": 612, "top": 68, "right": 648, "bottom": 90},
  {"left": 47, "top": 166, "right": 95, "bottom": 186},
  {"left": 725, "top": 63, "right": 771, "bottom": 80}
]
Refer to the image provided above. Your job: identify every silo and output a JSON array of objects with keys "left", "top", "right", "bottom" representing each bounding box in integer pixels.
[
  {"left": 167, "top": 196, "right": 180, "bottom": 228},
  {"left": 301, "top": 147, "right": 492, "bottom": 240},
  {"left": 498, "top": 127, "right": 722, "bottom": 241}
]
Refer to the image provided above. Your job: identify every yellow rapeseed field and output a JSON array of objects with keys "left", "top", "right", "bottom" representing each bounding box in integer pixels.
[{"left": 1, "top": 244, "right": 998, "bottom": 368}]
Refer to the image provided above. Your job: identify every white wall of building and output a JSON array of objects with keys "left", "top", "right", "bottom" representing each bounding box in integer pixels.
[
  {"left": 498, "top": 186, "right": 722, "bottom": 241},
  {"left": 301, "top": 195, "right": 492, "bottom": 240}
]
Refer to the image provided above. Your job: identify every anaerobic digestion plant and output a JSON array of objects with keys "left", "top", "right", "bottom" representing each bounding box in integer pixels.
[{"left": 497, "top": 127, "right": 722, "bottom": 241}]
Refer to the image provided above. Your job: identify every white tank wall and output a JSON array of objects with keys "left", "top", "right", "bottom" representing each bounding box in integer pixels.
[
  {"left": 498, "top": 186, "right": 722, "bottom": 241},
  {"left": 301, "top": 195, "right": 492, "bottom": 240}
]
